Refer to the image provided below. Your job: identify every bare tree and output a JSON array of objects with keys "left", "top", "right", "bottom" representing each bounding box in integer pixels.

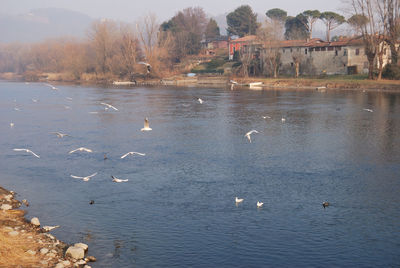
[
  {"left": 348, "top": 0, "right": 388, "bottom": 79},
  {"left": 88, "top": 19, "right": 118, "bottom": 74},
  {"left": 377, "top": 0, "right": 399, "bottom": 64},
  {"left": 137, "top": 13, "right": 175, "bottom": 77},
  {"left": 258, "top": 17, "right": 284, "bottom": 78},
  {"left": 116, "top": 23, "right": 141, "bottom": 79},
  {"left": 292, "top": 50, "right": 303, "bottom": 78}
]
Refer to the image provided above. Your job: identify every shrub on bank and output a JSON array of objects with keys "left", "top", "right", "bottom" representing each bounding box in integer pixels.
[{"left": 382, "top": 64, "right": 400, "bottom": 80}]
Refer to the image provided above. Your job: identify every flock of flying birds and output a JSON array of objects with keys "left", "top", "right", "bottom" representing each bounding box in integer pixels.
[
  {"left": 9, "top": 82, "right": 375, "bottom": 208},
  {"left": 9, "top": 83, "right": 152, "bottom": 186}
]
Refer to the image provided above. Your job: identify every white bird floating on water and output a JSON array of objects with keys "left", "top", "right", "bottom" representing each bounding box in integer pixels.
[
  {"left": 141, "top": 118, "right": 152, "bottom": 131},
  {"left": 198, "top": 98, "right": 204, "bottom": 104},
  {"left": 10, "top": 123, "right": 14, "bottom": 128},
  {"left": 281, "top": 118, "right": 286, "bottom": 122},
  {"left": 64, "top": 105, "right": 71, "bottom": 109},
  {"left": 245, "top": 130, "right": 259, "bottom": 143},
  {"left": 363, "top": 108, "right": 373, "bottom": 113},
  {"left": 13, "top": 148, "right": 40, "bottom": 158},
  {"left": 42, "top": 225, "right": 60, "bottom": 232},
  {"left": 66, "top": 97, "right": 73, "bottom": 100},
  {"left": 235, "top": 197, "right": 244, "bottom": 203},
  {"left": 70, "top": 172, "right": 97, "bottom": 182},
  {"left": 31, "top": 98, "right": 38, "bottom": 103},
  {"left": 69, "top": 147, "right": 93, "bottom": 154},
  {"left": 111, "top": 175, "right": 129, "bottom": 183},
  {"left": 120, "top": 152, "right": 146, "bottom": 159},
  {"left": 262, "top": 115, "right": 271, "bottom": 119},
  {"left": 257, "top": 201, "right": 264, "bottom": 208},
  {"left": 14, "top": 107, "right": 21, "bottom": 111},
  {"left": 100, "top": 102, "right": 118, "bottom": 111},
  {"left": 51, "top": 132, "right": 70, "bottom": 138}
]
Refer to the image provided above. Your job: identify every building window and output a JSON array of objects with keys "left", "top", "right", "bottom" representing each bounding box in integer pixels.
[
  {"left": 321, "top": 47, "right": 326, "bottom": 51},
  {"left": 335, "top": 50, "right": 338, "bottom": 56},
  {"left": 328, "top": 47, "right": 334, "bottom": 51},
  {"left": 336, "top": 47, "right": 341, "bottom": 51},
  {"left": 355, "top": 48, "right": 360, "bottom": 55},
  {"left": 290, "top": 48, "right": 292, "bottom": 52},
  {"left": 305, "top": 48, "right": 308, "bottom": 55},
  {"left": 283, "top": 48, "right": 285, "bottom": 53},
  {"left": 309, "top": 48, "right": 314, "bottom": 52},
  {"left": 315, "top": 47, "right": 321, "bottom": 51},
  {"left": 291, "top": 62, "right": 294, "bottom": 67},
  {"left": 297, "top": 48, "right": 300, "bottom": 52},
  {"left": 344, "top": 49, "right": 347, "bottom": 56}
]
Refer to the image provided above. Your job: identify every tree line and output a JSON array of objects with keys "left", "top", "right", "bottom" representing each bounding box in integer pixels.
[{"left": 0, "top": 3, "right": 398, "bottom": 81}]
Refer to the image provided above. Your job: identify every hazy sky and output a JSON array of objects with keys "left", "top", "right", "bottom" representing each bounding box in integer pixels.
[{"left": 3, "top": 0, "right": 343, "bottom": 21}]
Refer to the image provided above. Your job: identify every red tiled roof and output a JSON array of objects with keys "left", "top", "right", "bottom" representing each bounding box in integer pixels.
[{"left": 230, "top": 35, "right": 366, "bottom": 48}]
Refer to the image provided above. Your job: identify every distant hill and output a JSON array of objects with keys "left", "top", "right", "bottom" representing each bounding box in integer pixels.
[{"left": 0, "top": 8, "right": 93, "bottom": 43}]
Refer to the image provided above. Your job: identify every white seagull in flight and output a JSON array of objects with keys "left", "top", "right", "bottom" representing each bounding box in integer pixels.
[
  {"left": 45, "top": 83, "right": 58, "bottom": 90},
  {"left": 141, "top": 118, "right": 152, "bottom": 131},
  {"left": 138, "top": 61, "right": 151, "bottom": 73},
  {"left": 100, "top": 102, "right": 118, "bottom": 111},
  {"left": 363, "top": 108, "right": 373, "bottom": 113},
  {"left": 51, "top": 132, "right": 70, "bottom": 138},
  {"left": 70, "top": 172, "right": 97, "bottom": 182},
  {"left": 69, "top": 147, "right": 93, "bottom": 154},
  {"left": 257, "top": 201, "right": 264, "bottom": 208},
  {"left": 13, "top": 148, "right": 40, "bottom": 158},
  {"left": 235, "top": 197, "right": 244, "bottom": 203},
  {"left": 111, "top": 175, "right": 129, "bottom": 183},
  {"left": 198, "top": 98, "right": 204, "bottom": 104},
  {"left": 120, "top": 152, "right": 146, "bottom": 159},
  {"left": 245, "top": 130, "right": 259, "bottom": 143}
]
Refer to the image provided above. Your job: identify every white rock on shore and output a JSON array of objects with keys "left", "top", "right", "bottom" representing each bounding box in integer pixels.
[
  {"left": 1, "top": 204, "right": 12, "bottom": 210},
  {"left": 40, "top": 248, "right": 49, "bottom": 255},
  {"left": 74, "top": 242, "right": 88, "bottom": 252},
  {"left": 31, "top": 217, "right": 40, "bottom": 226},
  {"left": 8, "top": 231, "right": 19, "bottom": 236},
  {"left": 65, "top": 246, "right": 85, "bottom": 259},
  {"left": 26, "top": 250, "right": 36, "bottom": 256}
]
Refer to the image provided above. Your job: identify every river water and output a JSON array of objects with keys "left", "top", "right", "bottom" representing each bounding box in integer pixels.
[{"left": 1, "top": 81, "right": 399, "bottom": 267}]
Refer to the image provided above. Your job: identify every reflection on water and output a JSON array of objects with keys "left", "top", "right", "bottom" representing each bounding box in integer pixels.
[{"left": 1, "top": 81, "right": 400, "bottom": 267}]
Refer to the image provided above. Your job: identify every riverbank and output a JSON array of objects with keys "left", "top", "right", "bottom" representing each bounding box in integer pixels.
[
  {"left": 1, "top": 72, "right": 399, "bottom": 91},
  {"left": 0, "top": 186, "right": 96, "bottom": 268}
]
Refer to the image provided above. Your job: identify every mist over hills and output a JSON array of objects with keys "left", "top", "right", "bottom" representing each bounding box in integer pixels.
[{"left": 0, "top": 8, "right": 93, "bottom": 43}]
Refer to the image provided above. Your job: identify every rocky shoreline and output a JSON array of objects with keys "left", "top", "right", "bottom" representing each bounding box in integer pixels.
[{"left": 0, "top": 186, "right": 96, "bottom": 268}]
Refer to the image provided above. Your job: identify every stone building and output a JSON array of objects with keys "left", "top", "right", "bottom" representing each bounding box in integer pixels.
[{"left": 230, "top": 35, "right": 392, "bottom": 76}]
